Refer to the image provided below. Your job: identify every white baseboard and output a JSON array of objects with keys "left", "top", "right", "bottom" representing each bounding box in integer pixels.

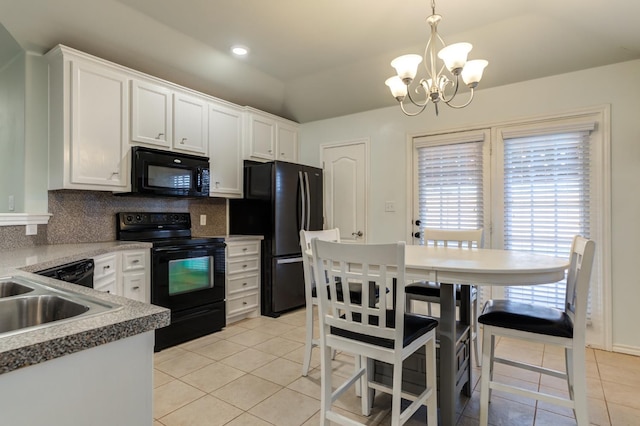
[{"left": 611, "top": 344, "right": 640, "bottom": 357}]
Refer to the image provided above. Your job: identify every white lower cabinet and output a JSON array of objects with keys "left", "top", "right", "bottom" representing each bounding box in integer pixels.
[
  {"left": 226, "top": 239, "right": 261, "bottom": 323},
  {"left": 92, "top": 249, "right": 149, "bottom": 303}
]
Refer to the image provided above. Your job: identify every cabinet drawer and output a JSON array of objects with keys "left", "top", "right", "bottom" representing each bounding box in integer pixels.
[
  {"left": 94, "top": 254, "right": 117, "bottom": 280},
  {"left": 122, "top": 271, "right": 147, "bottom": 303},
  {"left": 227, "top": 241, "right": 260, "bottom": 258},
  {"left": 227, "top": 292, "right": 259, "bottom": 315},
  {"left": 122, "top": 250, "right": 147, "bottom": 271},
  {"left": 228, "top": 273, "right": 259, "bottom": 295},
  {"left": 227, "top": 258, "right": 259, "bottom": 275}
]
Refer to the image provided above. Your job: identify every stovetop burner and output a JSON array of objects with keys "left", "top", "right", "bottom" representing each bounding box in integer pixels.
[{"left": 116, "top": 212, "right": 223, "bottom": 246}]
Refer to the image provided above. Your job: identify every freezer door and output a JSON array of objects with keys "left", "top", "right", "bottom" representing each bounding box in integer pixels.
[{"left": 272, "top": 256, "right": 305, "bottom": 313}]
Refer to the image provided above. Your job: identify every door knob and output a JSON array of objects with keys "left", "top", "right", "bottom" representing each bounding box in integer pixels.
[{"left": 352, "top": 231, "right": 363, "bottom": 237}]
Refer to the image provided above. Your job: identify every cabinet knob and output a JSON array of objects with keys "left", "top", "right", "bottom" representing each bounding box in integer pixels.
[
  {"left": 243, "top": 301, "right": 248, "bottom": 305},
  {"left": 242, "top": 264, "right": 247, "bottom": 268},
  {"left": 156, "top": 133, "right": 164, "bottom": 139},
  {"left": 181, "top": 137, "right": 188, "bottom": 144},
  {"left": 242, "top": 282, "right": 247, "bottom": 286},
  {"left": 268, "top": 149, "right": 273, "bottom": 153},
  {"left": 104, "top": 265, "right": 110, "bottom": 270}
]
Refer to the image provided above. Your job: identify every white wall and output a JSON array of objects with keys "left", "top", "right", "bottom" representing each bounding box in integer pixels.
[
  {"left": 0, "top": 52, "right": 26, "bottom": 212},
  {"left": 299, "top": 59, "right": 640, "bottom": 352}
]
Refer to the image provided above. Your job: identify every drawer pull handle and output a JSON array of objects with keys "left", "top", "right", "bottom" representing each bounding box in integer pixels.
[
  {"left": 242, "top": 282, "right": 247, "bottom": 286},
  {"left": 132, "top": 286, "right": 140, "bottom": 290},
  {"left": 156, "top": 132, "right": 164, "bottom": 139},
  {"left": 132, "top": 259, "right": 140, "bottom": 263},
  {"left": 243, "top": 301, "right": 248, "bottom": 305},
  {"left": 104, "top": 265, "right": 110, "bottom": 270},
  {"left": 242, "top": 264, "right": 247, "bottom": 268},
  {"left": 242, "top": 248, "right": 248, "bottom": 251}
]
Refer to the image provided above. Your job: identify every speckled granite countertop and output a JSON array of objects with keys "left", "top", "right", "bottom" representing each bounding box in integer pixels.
[{"left": 0, "top": 242, "right": 170, "bottom": 375}]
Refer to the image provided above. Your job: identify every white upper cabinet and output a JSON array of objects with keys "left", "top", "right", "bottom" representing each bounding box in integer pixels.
[
  {"left": 47, "top": 46, "right": 129, "bottom": 191},
  {"left": 247, "top": 111, "right": 276, "bottom": 160},
  {"left": 209, "top": 102, "right": 244, "bottom": 198},
  {"left": 245, "top": 108, "right": 298, "bottom": 162},
  {"left": 276, "top": 121, "right": 298, "bottom": 161},
  {"left": 130, "top": 82, "right": 207, "bottom": 155},
  {"left": 130, "top": 80, "right": 172, "bottom": 148},
  {"left": 173, "top": 92, "right": 208, "bottom": 155}
]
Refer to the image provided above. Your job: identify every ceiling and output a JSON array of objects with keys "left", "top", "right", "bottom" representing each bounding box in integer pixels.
[{"left": 1, "top": 0, "right": 639, "bottom": 123}]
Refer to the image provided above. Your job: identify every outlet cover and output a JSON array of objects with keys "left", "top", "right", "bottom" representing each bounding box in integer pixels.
[{"left": 200, "top": 214, "right": 207, "bottom": 226}]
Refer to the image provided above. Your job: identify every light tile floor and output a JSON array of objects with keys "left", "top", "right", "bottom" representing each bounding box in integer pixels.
[{"left": 153, "top": 308, "right": 640, "bottom": 425}]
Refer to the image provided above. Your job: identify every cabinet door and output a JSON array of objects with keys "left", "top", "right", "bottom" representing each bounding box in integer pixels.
[
  {"left": 131, "top": 80, "right": 172, "bottom": 148},
  {"left": 248, "top": 113, "right": 276, "bottom": 160},
  {"left": 173, "top": 92, "right": 208, "bottom": 155},
  {"left": 276, "top": 122, "right": 298, "bottom": 162},
  {"left": 209, "top": 103, "right": 243, "bottom": 198},
  {"left": 70, "top": 59, "right": 128, "bottom": 188}
]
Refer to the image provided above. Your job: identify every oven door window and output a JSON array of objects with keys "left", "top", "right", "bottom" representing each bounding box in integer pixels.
[
  {"left": 168, "top": 255, "right": 212, "bottom": 295},
  {"left": 148, "top": 164, "right": 192, "bottom": 190}
]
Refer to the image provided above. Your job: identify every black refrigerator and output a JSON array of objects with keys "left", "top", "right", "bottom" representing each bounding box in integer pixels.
[{"left": 229, "top": 160, "right": 323, "bottom": 317}]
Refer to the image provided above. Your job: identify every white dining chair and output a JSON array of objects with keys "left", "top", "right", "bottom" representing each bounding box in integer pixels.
[
  {"left": 299, "top": 228, "right": 341, "bottom": 376},
  {"left": 478, "top": 235, "right": 595, "bottom": 426},
  {"left": 405, "top": 227, "right": 484, "bottom": 366},
  {"left": 312, "top": 239, "right": 438, "bottom": 426}
]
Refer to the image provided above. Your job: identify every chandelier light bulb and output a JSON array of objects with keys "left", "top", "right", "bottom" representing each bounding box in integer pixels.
[
  {"left": 390, "top": 54, "right": 423, "bottom": 84},
  {"left": 461, "top": 59, "right": 489, "bottom": 88},
  {"left": 437, "top": 42, "right": 472, "bottom": 74},
  {"left": 385, "top": 76, "right": 408, "bottom": 100}
]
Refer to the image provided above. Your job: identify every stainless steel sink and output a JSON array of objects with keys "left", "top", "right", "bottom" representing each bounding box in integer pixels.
[
  {"left": 0, "top": 280, "right": 34, "bottom": 298},
  {"left": 0, "top": 276, "right": 121, "bottom": 337},
  {"left": 0, "top": 295, "right": 90, "bottom": 334}
]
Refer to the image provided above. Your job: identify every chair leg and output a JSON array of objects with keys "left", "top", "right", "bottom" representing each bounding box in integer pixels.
[
  {"left": 361, "top": 357, "right": 373, "bottom": 416},
  {"left": 473, "top": 297, "right": 482, "bottom": 367},
  {"left": 354, "top": 354, "right": 362, "bottom": 397},
  {"left": 302, "top": 303, "right": 314, "bottom": 376},
  {"left": 320, "top": 341, "right": 332, "bottom": 426},
  {"left": 568, "top": 346, "right": 589, "bottom": 425},
  {"left": 479, "top": 329, "right": 494, "bottom": 426},
  {"left": 425, "top": 337, "right": 438, "bottom": 426},
  {"left": 391, "top": 360, "right": 403, "bottom": 426}
]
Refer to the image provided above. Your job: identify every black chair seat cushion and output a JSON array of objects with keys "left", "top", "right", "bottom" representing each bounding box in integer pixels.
[
  {"left": 331, "top": 310, "right": 438, "bottom": 349},
  {"left": 478, "top": 299, "right": 573, "bottom": 338},
  {"left": 405, "top": 281, "right": 476, "bottom": 300}
]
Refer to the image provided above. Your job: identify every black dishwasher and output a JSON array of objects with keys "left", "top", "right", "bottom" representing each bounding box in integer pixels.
[{"left": 36, "top": 259, "right": 95, "bottom": 288}]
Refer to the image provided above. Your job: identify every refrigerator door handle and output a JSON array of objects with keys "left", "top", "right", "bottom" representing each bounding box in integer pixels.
[
  {"left": 298, "top": 171, "right": 306, "bottom": 231},
  {"left": 304, "top": 171, "right": 311, "bottom": 230}
]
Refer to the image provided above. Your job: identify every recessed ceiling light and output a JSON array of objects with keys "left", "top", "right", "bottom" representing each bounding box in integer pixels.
[{"left": 231, "top": 45, "right": 249, "bottom": 56}]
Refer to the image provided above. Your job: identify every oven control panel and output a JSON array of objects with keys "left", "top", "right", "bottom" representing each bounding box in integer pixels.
[{"left": 120, "top": 212, "right": 191, "bottom": 226}]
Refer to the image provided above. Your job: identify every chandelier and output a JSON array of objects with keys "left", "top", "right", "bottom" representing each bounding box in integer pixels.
[{"left": 385, "top": 0, "right": 488, "bottom": 116}]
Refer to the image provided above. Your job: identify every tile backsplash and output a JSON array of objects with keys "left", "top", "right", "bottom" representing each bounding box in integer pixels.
[{"left": 0, "top": 190, "right": 227, "bottom": 250}]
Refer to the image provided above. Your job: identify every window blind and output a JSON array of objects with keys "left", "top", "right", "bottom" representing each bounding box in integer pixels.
[
  {"left": 503, "top": 131, "right": 591, "bottom": 309},
  {"left": 417, "top": 141, "right": 484, "bottom": 233}
]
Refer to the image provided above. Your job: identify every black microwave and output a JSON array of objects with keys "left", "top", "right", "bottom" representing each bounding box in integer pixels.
[{"left": 130, "top": 146, "right": 210, "bottom": 197}]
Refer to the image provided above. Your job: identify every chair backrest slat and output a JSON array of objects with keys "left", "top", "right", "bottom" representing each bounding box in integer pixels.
[
  {"left": 422, "top": 228, "right": 484, "bottom": 248},
  {"left": 312, "top": 239, "right": 406, "bottom": 347}
]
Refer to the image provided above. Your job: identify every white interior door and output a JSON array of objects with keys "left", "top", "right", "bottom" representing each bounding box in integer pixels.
[{"left": 321, "top": 140, "right": 368, "bottom": 243}]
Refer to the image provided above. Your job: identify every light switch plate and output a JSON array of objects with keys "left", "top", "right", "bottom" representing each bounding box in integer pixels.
[{"left": 200, "top": 214, "right": 207, "bottom": 226}]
